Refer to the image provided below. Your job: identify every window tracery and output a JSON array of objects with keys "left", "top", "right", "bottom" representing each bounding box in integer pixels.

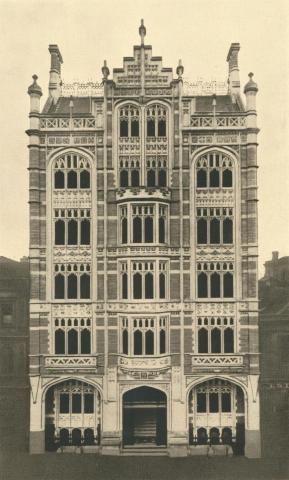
[
  {"left": 54, "top": 264, "right": 91, "bottom": 300},
  {"left": 197, "top": 317, "right": 235, "bottom": 354},
  {"left": 197, "top": 262, "right": 234, "bottom": 298},
  {"left": 121, "top": 317, "right": 167, "bottom": 356},
  {"left": 196, "top": 153, "right": 233, "bottom": 189},
  {"left": 53, "top": 154, "right": 91, "bottom": 190},
  {"left": 120, "top": 260, "right": 168, "bottom": 300},
  {"left": 54, "top": 318, "right": 91, "bottom": 354}
]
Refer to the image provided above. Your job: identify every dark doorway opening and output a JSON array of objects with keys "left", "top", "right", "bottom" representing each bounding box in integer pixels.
[{"left": 123, "top": 386, "right": 167, "bottom": 447}]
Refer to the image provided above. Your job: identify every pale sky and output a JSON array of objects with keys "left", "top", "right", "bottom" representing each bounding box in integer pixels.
[{"left": 0, "top": 0, "right": 288, "bottom": 276}]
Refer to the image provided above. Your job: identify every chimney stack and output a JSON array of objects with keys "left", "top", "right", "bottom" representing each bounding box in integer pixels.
[
  {"left": 48, "top": 44, "right": 63, "bottom": 103},
  {"left": 226, "top": 43, "right": 240, "bottom": 96}
]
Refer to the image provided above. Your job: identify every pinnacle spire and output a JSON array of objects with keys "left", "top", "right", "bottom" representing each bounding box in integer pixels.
[{"left": 139, "top": 19, "right": 146, "bottom": 46}]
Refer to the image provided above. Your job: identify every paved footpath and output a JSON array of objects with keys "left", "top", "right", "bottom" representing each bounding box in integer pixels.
[{"left": 0, "top": 453, "right": 288, "bottom": 480}]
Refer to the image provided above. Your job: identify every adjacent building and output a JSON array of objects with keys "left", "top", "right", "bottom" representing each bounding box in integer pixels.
[
  {"left": 0, "top": 256, "right": 29, "bottom": 451},
  {"left": 27, "top": 21, "right": 260, "bottom": 456},
  {"left": 259, "top": 252, "right": 289, "bottom": 458}
]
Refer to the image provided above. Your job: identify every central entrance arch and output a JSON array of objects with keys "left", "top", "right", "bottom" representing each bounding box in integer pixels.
[{"left": 123, "top": 386, "right": 167, "bottom": 447}]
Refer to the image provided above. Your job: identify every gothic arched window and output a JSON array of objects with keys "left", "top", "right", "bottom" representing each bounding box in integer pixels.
[
  {"left": 55, "top": 220, "right": 65, "bottom": 245},
  {"left": 211, "top": 328, "right": 221, "bottom": 353},
  {"left": 131, "top": 169, "right": 140, "bottom": 187},
  {"left": 224, "top": 327, "right": 234, "bottom": 353},
  {"left": 145, "top": 272, "right": 154, "bottom": 299},
  {"left": 67, "top": 170, "right": 77, "bottom": 189},
  {"left": 81, "top": 328, "right": 91, "bottom": 354},
  {"left": 197, "top": 169, "right": 207, "bottom": 188},
  {"left": 55, "top": 274, "right": 65, "bottom": 299},
  {"left": 198, "top": 328, "right": 208, "bottom": 353},
  {"left": 210, "top": 218, "right": 220, "bottom": 244},
  {"left": 222, "top": 169, "right": 232, "bottom": 188},
  {"left": 159, "top": 272, "right": 166, "bottom": 299},
  {"left": 80, "top": 170, "right": 90, "bottom": 189},
  {"left": 68, "top": 329, "right": 78, "bottom": 354},
  {"left": 209, "top": 169, "right": 220, "bottom": 188},
  {"left": 147, "top": 169, "right": 156, "bottom": 187},
  {"left": 223, "top": 272, "right": 233, "bottom": 298},
  {"left": 80, "top": 274, "right": 90, "bottom": 299},
  {"left": 80, "top": 219, "right": 90, "bottom": 245},
  {"left": 133, "top": 273, "right": 142, "bottom": 299},
  {"left": 122, "top": 329, "right": 128, "bottom": 354},
  {"left": 133, "top": 217, "right": 142, "bottom": 243},
  {"left": 68, "top": 219, "right": 78, "bottom": 245},
  {"left": 55, "top": 329, "right": 65, "bottom": 354},
  {"left": 120, "top": 170, "right": 129, "bottom": 188},
  {"left": 134, "top": 330, "right": 142, "bottom": 355},
  {"left": 67, "top": 274, "right": 77, "bottom": 299},
  {"left": 197, "top": 218, "right": 207, "bottom": 244},
  {"left": 144, "top": 216, "right": 153, "bottom": 243},
  {"left": 211, "top": 272, "right": 220, "bottom": 298},
  {"left": 145, "top": 330, "right": 154, "bottom": 355},
  {"left": 159, "top": 217, "right": 165, "bottom": 243},
  {"left": 55, "top": 170, "right": 65, "bottom": 189},
  {"left": 198, "top": 272, "right": 208, "bottom": 298},
  {"left": 223, "top": 218, "right": 233, "bottom": 244},
  {"left": 122, "top": 218, "right": 128, "bottom": 244}
]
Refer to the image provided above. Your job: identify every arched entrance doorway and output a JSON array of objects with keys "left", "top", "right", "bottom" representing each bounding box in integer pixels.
[
  {"left": 188, "top": 379, "right": 245, "bottom": 455},
  {"left": 45, "top": 380, "right": 101, "bottom": 451},
  {"left": 123, "top": 386, "right": 167, "bottom": 447}
]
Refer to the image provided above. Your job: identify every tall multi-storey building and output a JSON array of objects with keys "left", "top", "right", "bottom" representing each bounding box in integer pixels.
[{"left": 27, "top": 21, "right": 260, "bottom": 457}]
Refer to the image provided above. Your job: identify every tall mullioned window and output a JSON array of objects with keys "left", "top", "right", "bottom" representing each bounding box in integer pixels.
[
  {"left": 54, "top": 209, "right": 91, "bottom": 246},
  {"left": 54, "top": 318, "right": 91, "bottom": 355},
  {"left": 197, "top": 317, "right": 235, "bottom": 354},
  {"left": 196, "top": 153, "right": 233, "bottom": 189},
  {"left": 54, "top": 154, "right": 91, "bottom": 190},
  {"left": 54, "top": 264, "right": 91, "bottom": 300},
  {"left": 197, "top": 262, "right": 234, "bottom": 299},
  {"left": 120, "top": 260, "right": 168, "bottom": 300},
  {"left": 119, "top": 203, "right": 168, "bottom": 245},
  {"left": 146, "top": 105, "right": 167, "bottom": 138},
  {"left": 197, "top": 208, "right": 233, "bottom": 245},
  {"left": 119, "top": 105, "right": 140, "bottom": 138},
  {"left": 121, "top": 317, "right": 167, "bottom": 356}
]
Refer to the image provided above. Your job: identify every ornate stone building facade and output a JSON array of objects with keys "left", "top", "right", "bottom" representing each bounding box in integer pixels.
[{"left": 27, "top": 22, "right": 260, "bottom": 456}]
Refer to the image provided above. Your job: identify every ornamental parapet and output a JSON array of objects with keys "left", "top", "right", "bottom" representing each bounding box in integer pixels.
[
  {"left": 116, "top": 187, "right": 171, "bottom": 202},
  {"left": 191, "top": 354, "right": 243, "bottom": 369},
  {"left": 107, "top": 245, "right": 179, "bottom": 257},
  {"left": 190, "top": 115, "right": 246, "bottom": 129},
  {"left": 118, "top": 355, "right": 171, "bottom": 370},
  {"left": 43, "top": 355, "right": 97, "bottom": 371}
]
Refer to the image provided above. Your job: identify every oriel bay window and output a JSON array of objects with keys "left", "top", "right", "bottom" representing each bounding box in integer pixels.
[
  {"left": 54, "top": 154, "right": 91, "bottom": 190},
  {"left": 119, "top": 203, "right": 168, "bottom": 244},
  {"left": 197, "top": 262, "right": 234, "bottom": 299},
  {"left": 54, "top": 264, "right": 91, "bottom": 300},
  {"left": 54, "top": 209, "right": 91, "bottom": 246},
  {"left": 196, "top": 153, "right": 233, "bottom": 189},
  {"left": 54, "top": 318, "right": 91, "bottom": 354},
  {"left": 197, "top": 317, "right": 235, "bottom": 354},
  {"left": 197, "top": 208, "right": 233, "bottom": 245},
  {"left": 121, "top": 316, "right": 168, "bottom": 355},
  {"left": 120, "top": 260, "right": 168, "bottom": 300}
]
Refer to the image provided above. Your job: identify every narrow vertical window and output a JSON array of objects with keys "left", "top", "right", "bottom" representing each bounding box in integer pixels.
[
  {"left": 59, "top": 394, "right": 69, "bottom": 413},
  {"left": 197, "top": 169, "right": 207, "bottom": 188},
  {"left": 55, "top": 171, "right": 64, "bottom": 189},
  {"left": 80, "top": 219, "right": 90, "bottom": 245},
  {"left": 211, "top": 273, "right": 220, "bottom": 298},
  {"left": 67, "top": 170, "right": 77, "bottom": 189},
  {"left": 120, "top": 119, "right": 128, "bottom": 137},
  {"left": 131, "top": 119, "right": 139, "bottom": 137},
  {"left": 145, "top": 272, "right": 154, "bottom": 299},
  {"left": 145, "top": 217, "right": 153, "bottom": 243},
  {"left": 122, "top": 218, "right": 128, "bottom": 244},
  {"left": 223, "top": 218, "right": 233, "bottom": 244},
  {"left": 67, "top": 274, "right": 78, "bottom": 299},
  {"left": 55, "top": 274, "right": 65, "bottom": 299},
  {"left": 68, "top": 329, "right": 78, "bottom": 354},
  {"left": 131, "top": 170, "right": 140, "bottom": 187},
  {"left": 158, "top": 119, "right": 166, "bottom": 137},
  {"left": 122, "top": 273, "right": 128, "bottom": 299},
  {"left": 68, "top": 219, "right": 78, "bottom": 245},
  {"left": 133, "top": 217, "right": 142, "bottom": 243},
  {"left": 222, "top": 169, "right": 232, "bottom": 187},
  {"left": 209, "top": 169, "right": 219, "bottom": 188},
  {"left": 159, "top": 329, "right": 166, "bottom": 354},
  {"left": 55, "top": 329, "right": 65, "bottom": 354},
  {"left": 197, "top": 219, "right": 207, "bottom": 244},
  {"left": 120, "top": 170, "right": 128, "bottom": 188},
  {"left": 80, "top": 170, "right": 90, "bottom": 189},
  {"left": 224, "top": 328, "right": 234, "bottom": 353},
  {"left": 211, "top": 328, "right": 221, "bottom": 353},
  {"left": 197, "top": 393, "right": 207, "bottom": 413},
  {"left": 55, "top": 220, "right": 65, "bottom": 245},
  {"left": 223, "top": 272, "right": 233, "bottom": 298},
  {"left": 122, "top": 329, "right": 128, "bottom": 354},
  {"left": 147, "top": 170, "right": 156, "bottom": 187},
  {"left": 210, "top": 218, "right": 220, "bottom": 244},
  {"left": 147, "top": 119, "right": 155, "bottom": 136},
  {"left": 198, "top": 272, "right": 208, "bottom": 298},
  {"left": 134, "top": 330, "right": 142, "bottom": 355},
  {"left": 80, "top": 274, "right": 90, "bottom": 299},
  {"left": 221, "top": 393, "right": 231, "bottom": 413},
  {"left": 209, "top": 393, "right": 219, "bottom": 413},
  {"left": 159, "top": 217, "right": 165, "bottom": 243},
  {"left": 72, "top": 394, "right": 81, "bottom": 413},
  {"left": 145, "top": 330, "right": 154, "bottom": 355},
  {"left": 158, "top": 170, "right": 167, "bottom": 187},
  {"left": 159, "top": 273, "right": 166, "bottom": 299},
  {"left": 81, "top": 329, "right": 91, "bottom": 354},
  {"left": 198, "top": 328, "right": 208, "bottom": 353},
  {"left": 133, "top": 273, "right": 142, "bottom": 299}
]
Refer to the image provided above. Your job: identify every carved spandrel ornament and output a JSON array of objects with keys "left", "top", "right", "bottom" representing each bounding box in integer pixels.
[{"left": 195, "top": 303, "right": 236, "bottom": 316}]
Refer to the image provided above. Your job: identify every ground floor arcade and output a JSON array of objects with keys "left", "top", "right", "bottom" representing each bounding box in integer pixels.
[{"left": 29, "top": 374, "right": 260, "bottom": 457}]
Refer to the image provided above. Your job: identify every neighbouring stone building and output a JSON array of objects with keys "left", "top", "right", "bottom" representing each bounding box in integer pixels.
[
  {"left": 27, "top": 21, "right": 260, "bottom": 456},
  {"left": 0, "top": 256, "right": 29, "bottom": 452},
  {"left": 259, "top": 252, "right": 289, "bottom": 458}
]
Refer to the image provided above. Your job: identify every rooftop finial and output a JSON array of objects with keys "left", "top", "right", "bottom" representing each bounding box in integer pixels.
[
  {"left": 176, "top": 59, "right": 184, "bottom": 79},
  {"left": 27, "top": 74, "right": 42, "bottom": 96},
  {"left": 102, "top": 60, "right": 110, "bottom": 80},
  {"left": 139, "top": 19, "right": 146, "bottom": 45}
]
